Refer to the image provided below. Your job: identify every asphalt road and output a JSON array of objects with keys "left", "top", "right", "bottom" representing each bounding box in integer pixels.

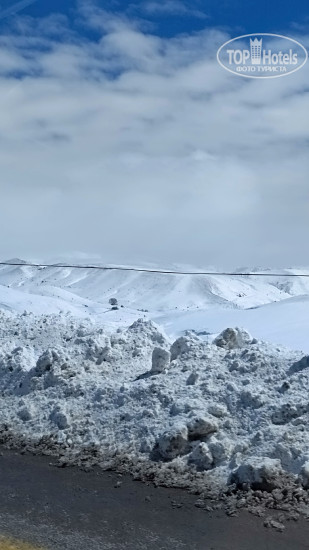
[{"left": 0, "top": 449, "right": 308, "bottom": 550}]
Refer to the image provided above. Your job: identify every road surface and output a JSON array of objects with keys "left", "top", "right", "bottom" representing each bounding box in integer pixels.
[{"left": 0, "top": 448, "right": 308, "bottom": 549}]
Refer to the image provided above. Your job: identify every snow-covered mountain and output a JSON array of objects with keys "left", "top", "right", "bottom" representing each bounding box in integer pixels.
[{"left": 0, "top": 258, "right": 308, "bottom": 350}]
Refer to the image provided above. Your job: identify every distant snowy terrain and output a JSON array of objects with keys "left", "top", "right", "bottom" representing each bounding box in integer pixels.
[{"left": 0, "top": 258, "right": 308, "bottom": 351}]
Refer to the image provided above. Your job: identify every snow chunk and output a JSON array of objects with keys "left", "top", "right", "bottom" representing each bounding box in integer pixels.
[
  {"left": 187, "top": 416, "right": 218, "bottom": 439},
  {"left": 299, "top": 461, "right": 309, "bottom": 488},
  {"left": 271, "top": 403, "right": 308, "bottom": 425},
  {"left": 208, "top": 436, "right": 232, "bottom": 463},
  {"left": 17, "top": 405, "right": 33, "bottom": 422},
  {"left": 34, "top": 349, "right": 59, "bottom": 376},
  {"left": 50, "top": 408, "right": 69, "bottom": 430},
  {"left": 151, "top": 348, "right": 171, "bottom": 374},
  {"left": 214, "top": 327, "right": 253, "bottom": 350},
  {"left": 189, "top": 442, "right": 213, "bottom": 470},
  {"left": 157, "top": 426, "right": 188, "bottom": 459},
  {"left": 50, "top": 411, "right": 69, "bottom": 430},
  {"left": 289, "top": 356, "right": 309, "bottom": 374},
  {"left": 239, "top": 389, "right": 266, "bottom": 409},
  {"left": 127, "top": 319, "right": 168, "bottom": 347},
  {"left": 170, "top": 334, "right": 200, "bottom": 361},
  {"left": 85, "top": 337, "right": 117, "bottom": 364},
  {"left": 208, "top": 404, "right": 228, "bottom": 418},
  {"left": 231, "top": 457, "right": 283, "bottom": 491},
  {"left": 186, "top": 372, "right": 199, "bottom": 385}
]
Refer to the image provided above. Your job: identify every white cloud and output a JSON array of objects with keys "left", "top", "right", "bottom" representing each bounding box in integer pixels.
[{"left": 0, "top": 5, "right": 308, "bottom": 268}]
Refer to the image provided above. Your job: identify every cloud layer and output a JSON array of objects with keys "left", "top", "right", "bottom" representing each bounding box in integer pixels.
[{"left": 0, "top": 2, "right": 308, "bottom": 268}]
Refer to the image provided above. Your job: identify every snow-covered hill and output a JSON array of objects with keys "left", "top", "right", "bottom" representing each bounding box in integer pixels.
[{"left": 0, "top": 259, "right": 308, "bottom": 351}]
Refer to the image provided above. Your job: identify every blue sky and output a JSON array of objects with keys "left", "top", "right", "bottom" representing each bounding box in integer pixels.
[
  {"left": 1, "top": 0, "right": 309, "bottom": 38},
  {"left": 0, "top": 0, "right": 308, "bottom": 267},
  {"left": 4, "top": 0, "right": 308, "bottom": 35}
]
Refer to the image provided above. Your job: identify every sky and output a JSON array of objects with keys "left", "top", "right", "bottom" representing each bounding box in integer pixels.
[{"left": 0, "top": 0, "right": 308, "bottom": 268}]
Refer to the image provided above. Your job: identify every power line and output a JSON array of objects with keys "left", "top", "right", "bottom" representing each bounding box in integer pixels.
[{"left": 0, "top": 261, "right": 309, "bottom": 277}]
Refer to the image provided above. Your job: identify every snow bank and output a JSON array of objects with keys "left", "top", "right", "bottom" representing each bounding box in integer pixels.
[{"left": 1, "top": 310, "right": 309, "bottom": 511}]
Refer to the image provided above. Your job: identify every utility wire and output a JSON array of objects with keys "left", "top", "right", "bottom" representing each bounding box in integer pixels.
[{"left": 0, "top": 261, "right": 309, "bottom": 277}]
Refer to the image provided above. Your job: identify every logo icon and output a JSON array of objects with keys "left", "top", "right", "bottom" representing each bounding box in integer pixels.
[
  {"left": 250, "top": 38, "right": 262, "bottom": 64},
  {"left": 217, "top": 33, "right": 308, "bottom": 79}
]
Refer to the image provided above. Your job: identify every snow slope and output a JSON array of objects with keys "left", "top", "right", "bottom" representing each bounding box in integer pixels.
[{"left": 154, "top": 295, "right": 309, "bottom": 352}]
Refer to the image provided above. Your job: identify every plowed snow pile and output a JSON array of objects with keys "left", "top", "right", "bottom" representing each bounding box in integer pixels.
[{"left": 1, "top": 310, "right": 309, "bottom": 518}]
